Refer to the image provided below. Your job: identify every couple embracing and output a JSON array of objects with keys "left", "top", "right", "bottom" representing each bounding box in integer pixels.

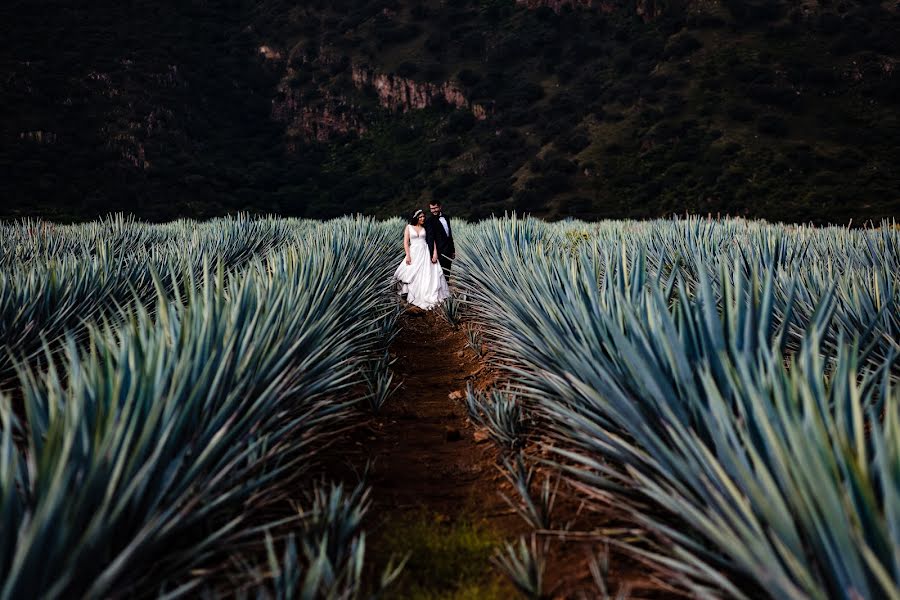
[{"left": 394, "top": 199, "right": 455, "bottom": 310}]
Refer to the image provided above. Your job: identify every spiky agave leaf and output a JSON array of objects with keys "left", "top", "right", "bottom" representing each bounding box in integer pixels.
[
  {"left": 492, "top": 534, "right": 547, "bottom": 600},
  {"left": 0, "top": 217, "right": 401, "bottom": 599},
  {"left": 466, "top": 385, "right": 527, "bottom": 449},
  {"left": 454, "top": 216, "right": 900, "bottom": 599},
  {"left": 498, "top": 453, "right": 558, "bottom": 531}
]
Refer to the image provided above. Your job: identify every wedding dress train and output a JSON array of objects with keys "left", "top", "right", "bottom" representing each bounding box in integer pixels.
[{"left": 394, "top": 225, "right": 450, "bottom": 310}]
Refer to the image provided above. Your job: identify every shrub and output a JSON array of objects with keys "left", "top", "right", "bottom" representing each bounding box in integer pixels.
[
  {"left": 613, "top": 55, "right": 633, "bottom": 74},
  {"left": 734, "top": 64, "right": 775, "bottom": 84},
  {"left": 528, "top": 172, "right": 572, "bottom": 194},
  {"left": 513, "top": 189, "right": 542, "bottom": 211},
  {"left": 687, "top": 13, "right": 726, "bottom": 28},
  {"left": 664, "top": 33, "right": 703, "bottom": 58},
  {"left": 424, "top": 33, "right": 446, "bottom": 54},
  {"left": 806, "top": 67, "right": 836, "bottom": 85},
  {"left": 557, "top": 130, "right": 591, "bottom": 154},
  {"left": 428, "top": 139, "right": 463, "bottom": 161},
  {"left": 556, "top": 63, "right": 577, "bottom": 83},
  {"left": 561, "top": 195, "right": 593, "bottom": 213},
  {"left": 374, "top": 23, "right": 421, "bottom": 44},
  {"left": 457, "top": 68, "right": 481, "bottom": 87},
  {"left": 757, "top": 113, "right": 789, "bottom": 136},
  {"left": 544, "top": 155, "right": 578, "bottom": 175},
  {"left": 818, "top": 12, "right": 843, "bottom": 34},
  {"left": 422, "top": 62, "right": 446, "bottom": 82},
  {"left": 631, "top": 37, "right": 665, "bottom": 58},
  {"left": 727, "top": 103, "right": 756, "bottom": 122},
  {"left": 395, "top": 62, "right": 418, "bottom": 77},
  {"left": 446, "top": 110, "right": 476, "bottom": 134},
  {"left": 460, "top": 31, "right": 485, "bottom": 59},
  {"left": 726, "top": 0, "right": 784, "bottom": 21},
  {"left": 747, "top": 84, "right": 798, "bottom": 108},
  {"left": 662, "top": 94, "right": 686, "bottom": 117}
]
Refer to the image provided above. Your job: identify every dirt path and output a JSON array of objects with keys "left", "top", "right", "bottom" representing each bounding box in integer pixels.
[
  {"left": 363, "top": 309, "right": 522, "bottom": 597},
  {"left": 352, "top": 309, "right": 675, "bottom": 599},
  {"left": 368, "top": 310, "right": 502, "bottom": 516}
]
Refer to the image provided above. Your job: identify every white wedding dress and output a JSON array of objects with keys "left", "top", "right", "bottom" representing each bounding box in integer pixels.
[{"left": 394, "top": 225, "right": 450, "bottom": 310}]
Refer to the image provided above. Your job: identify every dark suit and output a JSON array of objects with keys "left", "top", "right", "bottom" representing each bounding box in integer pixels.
[{"left": 425, "top": 213, "right": 455, "bottom": 279}]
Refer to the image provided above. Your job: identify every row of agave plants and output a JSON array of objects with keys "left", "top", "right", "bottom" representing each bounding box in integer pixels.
[
  {"left": 456, "top": 216, "right": 900, "bottom": 599},
  {"left": 0, "top": 216, "right": 405, "bottom": 598},
  {"left": 0, "top": 214, "right": 309, "bottom": 382}
]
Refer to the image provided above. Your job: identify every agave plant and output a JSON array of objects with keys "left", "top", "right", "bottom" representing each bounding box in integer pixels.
[
  {"left": 463, "top": 324, "right": 484, "bottom": 357},
  {"left": 587, "top": 544, "right": 632, "bottom": 600},
  {"left": 373, "top": 301, "right": 404, "bottom": 352},
  {"left": 439, "top": 293, "right": 466, "bottom": 328},
  {"left": 455, "top": 216, "right": 900, "bottom": 599},
  {"left": 498, "top": 453, "right": 558, "bottom": 531},
  {"left": 0, "top": 214, "right": 305, "bottom": 385},
  {"left": 465, "top": 384, "right": 527, "bottom": 449},
  {"left": 492, "top": 534, "right": 547, "bottom": 600},
  {"left": 238, "top": 482, "right": 405, "bottom": 600},
  {"left": 363, "top": 350, "right": 402, "bottom": 413},
  {"left": 0, "top": 217, "right": 402, "bottom": 598}
]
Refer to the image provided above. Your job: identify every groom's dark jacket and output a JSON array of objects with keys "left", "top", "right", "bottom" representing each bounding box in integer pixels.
[{"left": 425, "top": 213, "right": 455, "bottom": 259}]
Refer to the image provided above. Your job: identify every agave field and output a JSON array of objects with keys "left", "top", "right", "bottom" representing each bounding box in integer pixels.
[
  {"left": 0, "top": 215, "right": 404, "bottom": 598},
  {"left": 457, "top": 216, "right": 900, "bottom": 599},
  {"left": 1, "top": 214, "right": 898, "bottom": 599}
]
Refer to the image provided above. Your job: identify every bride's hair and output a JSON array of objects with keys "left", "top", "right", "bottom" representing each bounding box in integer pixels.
[{"left": 408, "top": 209, "right": 424, "bottom": 224}]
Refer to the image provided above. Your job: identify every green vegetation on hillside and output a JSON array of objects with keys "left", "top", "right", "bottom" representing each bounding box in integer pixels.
[{"left": 2, "top": 0, "right": 898, "bottom": 222}]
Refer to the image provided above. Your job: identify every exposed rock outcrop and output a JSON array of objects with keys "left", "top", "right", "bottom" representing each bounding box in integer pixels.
[
  {"left": 108, "top": 132, "right": 149, "bottom": 169},
  {"left": 515, "top": 0, "right": 594, "bottom": 11},
  {"left": 273, "top": 87, "right": 366, "bottom": 141},
  {"left": 258, "top": 45, "right": 283, "bottom": 61},
  {"left": 19, "top": 131, "right": 58, "bottom": 144},
  {"left": 351, "top": 66, "right": 490, "bottom": 120},
  {"left": 635, "top": 0, "right": 664, "bottom": 22},
  {"left": 271, "top": 59, "right": 491, "bottom": 141},
  {"left": 516, "top": 0, "right": 658, "bottom": 19}
]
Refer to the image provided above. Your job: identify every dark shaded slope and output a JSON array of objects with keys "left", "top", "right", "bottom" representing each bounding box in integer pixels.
[
  {"left": 0, "top": 0, "right": 287, "bottom": 220},
  {"left": 2, "top": 0, "right": 899, "bottom": 222}
]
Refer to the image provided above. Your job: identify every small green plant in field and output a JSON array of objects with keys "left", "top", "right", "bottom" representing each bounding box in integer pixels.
[
  {"left": 439, "top": 294, "right": 466, "bottom": 328},
  {"left": 463, "top": 324, "right": 483, "bottom": 357},
  {"left": 363, "top": 350, "right": 402, "bottom": 413},
  {"left": 376, "top": 513, "right": 513, "bottom": 599},
  {"left": 492, "top": 534, "right": 547, "bottom": 600},
  {"left": 499, "top": 454, "right": 557, "bottom": 530},
  {"left": 465, "top": 385, "right": 527, "bottom": 450}
]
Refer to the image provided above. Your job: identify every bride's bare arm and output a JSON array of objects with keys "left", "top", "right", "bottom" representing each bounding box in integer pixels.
[{"left": 403, "top": 226, "right": 411, "bottom": 264}]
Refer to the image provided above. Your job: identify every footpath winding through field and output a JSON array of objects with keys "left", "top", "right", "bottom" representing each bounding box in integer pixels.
[
  {"left": 363, "top": 309, "right": 522, "bottom": 597},
  {"left": 349, "top": 309, "right": 670, "bottom": 598}
]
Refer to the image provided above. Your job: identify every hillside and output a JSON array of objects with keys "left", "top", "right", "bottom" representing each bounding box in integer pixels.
[{"left": 2, "top": 0, "right": 899, "bottom": 222}]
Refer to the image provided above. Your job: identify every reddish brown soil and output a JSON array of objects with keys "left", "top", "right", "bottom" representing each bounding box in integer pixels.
[
  {"left": 185, "top": 306, "right": 683, "bottom": 598},
  {"left": 366, "top": 310, "right": 509, "bottom": 518},
  {"left": 351, "top": 309, "right": 680, "bottom": 599}
]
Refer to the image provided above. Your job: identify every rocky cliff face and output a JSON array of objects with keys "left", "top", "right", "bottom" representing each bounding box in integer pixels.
[
  {"left": 18, "top": 131, "right": 58, "bottom": 144},
  {"left": 271, "top": 56, "right": 490, "bottom": 142},
  {"left": 634, "top": 0, "right": 664, "bottom": 22},
  {"left": 272, "top": 88, "right": 366, "bottom": 142},
  {"left": 515, "top": 0, "right": 595, "bottom": 11},
  {"left": 351, "top": 67, "right": 490, "bottom": 120},
  {"left": 516, "top": 0, "right": 657, "bottom": 18},
  {"left": 267, "top": 47, "right": 366, "bottom": 141}
]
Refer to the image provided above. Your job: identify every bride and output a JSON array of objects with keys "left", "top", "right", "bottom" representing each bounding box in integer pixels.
[{"left": 394, "top": 209, "right": 450, "bottom": 309}]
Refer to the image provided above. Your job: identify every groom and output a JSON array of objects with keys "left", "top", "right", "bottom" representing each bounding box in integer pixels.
[{"left": 425, "top": 199, "right": 455, "bottom": 280}]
